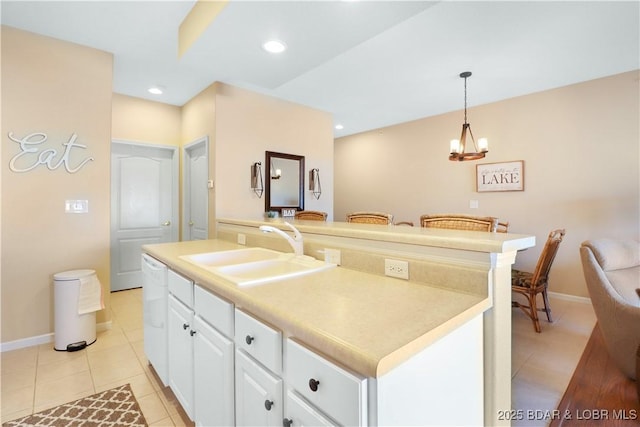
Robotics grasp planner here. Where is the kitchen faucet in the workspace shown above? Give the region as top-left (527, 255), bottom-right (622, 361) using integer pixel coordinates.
top-left (259, 222), bottom-right (304, 256)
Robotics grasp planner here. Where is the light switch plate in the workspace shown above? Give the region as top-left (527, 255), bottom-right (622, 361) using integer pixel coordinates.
top-left (65, 200), bottom-right (89, 213)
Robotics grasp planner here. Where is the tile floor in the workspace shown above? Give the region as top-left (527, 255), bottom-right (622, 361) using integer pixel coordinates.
top-left (0, 288), bottom-right (192, 426)
top-left (1, 289), bottom-right (595, 426)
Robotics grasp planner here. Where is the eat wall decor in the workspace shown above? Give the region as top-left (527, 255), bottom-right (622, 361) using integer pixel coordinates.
top-left (476, 160), bottom-right (524, 192)
top-left (8, 132), bottom-right (94, 173)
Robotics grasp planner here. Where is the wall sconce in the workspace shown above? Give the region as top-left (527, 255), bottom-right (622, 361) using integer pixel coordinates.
top-left (270, 159), bottom-right (282, 179)
top-left (251, 162), bottom-right (263, 198)
top-left (309, 168), bottom-right (322, 200)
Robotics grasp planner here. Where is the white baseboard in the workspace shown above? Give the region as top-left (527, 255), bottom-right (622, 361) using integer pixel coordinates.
top-left (548, 291), bottom-right (592, 304)
top-left (1, 320), bottom-right (113, 353)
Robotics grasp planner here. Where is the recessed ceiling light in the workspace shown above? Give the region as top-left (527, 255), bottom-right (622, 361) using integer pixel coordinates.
top-left (262, 40), bottom-right (287, 54)
top-left (148, 86), bottom-right (163, 95)
top-left (335, 124), bottom-right (344, 130)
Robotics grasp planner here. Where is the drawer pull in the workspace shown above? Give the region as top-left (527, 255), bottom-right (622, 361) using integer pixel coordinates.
top-left (264, 399), bottom-right (274, 411)
top-left (308, 378), bottom-right (320, 392)
top-left (245, 335), bottom-right (255, 345)
top-left (190, 330), bottom-right (196, 336)
top-left (283, 418), bottom-right (293, 427)
top-left (182, 323), bottom-right (189, 330)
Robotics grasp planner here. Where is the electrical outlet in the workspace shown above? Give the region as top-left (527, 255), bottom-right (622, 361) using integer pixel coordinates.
top-left (470, 199), bottom-right (479, 209)
top-left (385, 259), bottom-right (409, 280)
top-left (237, 233), bottom-right (246, 245)
top-left (324, 248), bottom-right (341, 265)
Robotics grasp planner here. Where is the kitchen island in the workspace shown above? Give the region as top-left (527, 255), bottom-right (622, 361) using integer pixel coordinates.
top-left (143, 218), bottom-right (534, 426)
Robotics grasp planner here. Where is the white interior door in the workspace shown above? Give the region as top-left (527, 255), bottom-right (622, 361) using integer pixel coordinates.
top-left (111, 141), bottom-right (178, 291)
top-left (183, 137), bottom-right (209, 240)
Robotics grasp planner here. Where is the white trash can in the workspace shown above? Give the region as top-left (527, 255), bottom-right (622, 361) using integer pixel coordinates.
top-left (53, 269), bottom-right (99, 351)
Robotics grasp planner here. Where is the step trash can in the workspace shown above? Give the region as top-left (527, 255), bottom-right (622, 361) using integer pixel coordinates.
top-left (53, 269), bottom-right (103, 351)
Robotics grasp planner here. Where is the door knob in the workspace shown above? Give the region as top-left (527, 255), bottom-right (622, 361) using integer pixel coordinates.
top-left (189, 220), bottom-right (194, 226)
top-left (264, 400), bottom-right (274, 411)
top-left (182, 323), bottom-right (189, 330)
top-left (162, 221), bottom-right (171, 226)
top-left (245, 335), bottom-right (254, 345)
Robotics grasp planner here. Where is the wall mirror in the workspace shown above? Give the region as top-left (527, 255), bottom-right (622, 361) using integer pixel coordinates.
top-left (265, 151), bottom-right (304, 213)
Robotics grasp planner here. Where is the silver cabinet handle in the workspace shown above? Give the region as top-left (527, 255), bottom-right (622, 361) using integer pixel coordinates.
top-left (162, 221), bottom-right (171, 226)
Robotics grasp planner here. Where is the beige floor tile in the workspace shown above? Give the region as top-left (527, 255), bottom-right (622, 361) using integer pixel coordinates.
top-left (36, 343), bottom-right (87, 366)
top-left (95, 372), bottom-right (157, 400)
top-left (171, 410), bottom-right (195, 427)
top-left (124, 326), bottom-right (144, 343)
top-left (90, 355), bottom-right (145, 388)
top-left (1, 365), bottom-right (36, 391)
top-left (35, 354), bottom-right (90, 384)
top-left (137, 391), bottom-right (170, 425)
top-left (87, 342), bottom-right (137, 367)
top-left (149, 416), bottom-right (176, 427)
top-left (1, 384), bottom-right (34, 415)
top-left (1, 407), bottom-right (33, 424)
top-left (86, 328), bottom-right (129, 353)
top-left (33, 370), bottom-right (94, 412)
top-left (1, 346), bottom-right (38, 374)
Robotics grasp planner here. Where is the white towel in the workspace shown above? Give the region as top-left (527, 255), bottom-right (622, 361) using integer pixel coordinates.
top-left (78, 274), bottom-right (104, 314)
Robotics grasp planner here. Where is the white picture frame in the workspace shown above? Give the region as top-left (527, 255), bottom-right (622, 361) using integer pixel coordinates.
top-left (476, 161), bottom-right (524, 192)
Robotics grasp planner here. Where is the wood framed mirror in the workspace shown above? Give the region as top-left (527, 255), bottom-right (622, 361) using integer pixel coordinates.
top-left (265, 151), bottom-right (304, 213)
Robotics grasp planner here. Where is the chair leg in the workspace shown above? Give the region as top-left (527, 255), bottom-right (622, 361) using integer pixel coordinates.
top-left (528, 292), bottom-right (542, 333)
top-left (541, 289), bottom-right (553, 323)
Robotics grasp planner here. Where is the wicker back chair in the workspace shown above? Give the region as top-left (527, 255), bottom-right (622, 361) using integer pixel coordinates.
top-left (294, 210), bottom-right (328, 221)
top-left (346, 211), bottom-right (394, 225)
top-left (497, 221), bottom-right (509, 233)
top-left (512, 229), bottom-right (566, 332)
top-left (419, 214), bottom-right (499, 232)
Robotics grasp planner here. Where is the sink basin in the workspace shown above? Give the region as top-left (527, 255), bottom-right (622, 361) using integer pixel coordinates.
top-left (180, 248), bottom-right (336, 286)
top-left (180, 247), bottom-right (282, 267)
top-left (212, 255), bottom-right (336, 287)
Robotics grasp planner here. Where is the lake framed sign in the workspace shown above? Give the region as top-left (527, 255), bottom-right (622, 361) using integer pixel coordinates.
top-left (476, 161), bottom-right (524, 192)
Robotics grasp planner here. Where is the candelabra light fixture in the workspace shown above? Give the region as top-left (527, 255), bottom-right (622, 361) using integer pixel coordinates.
top-left (449, 71), bottom-right (488, 161)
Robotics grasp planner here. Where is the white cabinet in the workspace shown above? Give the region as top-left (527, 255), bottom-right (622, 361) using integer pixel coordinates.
top-left (168, 294), bottom-right (195, 419)
top-left (193, 294), bottom-right (235, 426)
top-left (235, 348), bottom-right (283, 426)
top-left (283, 389), bottom-right (336, 427)
top-left (285, 339), bottom-right (367, 426)
top-left (234, 309), bottom-right (283, 427)
top-left (167, 270), bottom-right (236, 425)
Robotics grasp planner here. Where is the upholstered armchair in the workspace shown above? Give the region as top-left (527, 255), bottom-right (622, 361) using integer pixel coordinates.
top-left (580, 239), bottom-right (640, 381)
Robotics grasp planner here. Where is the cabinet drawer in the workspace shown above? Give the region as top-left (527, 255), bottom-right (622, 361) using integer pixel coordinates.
top-left (194, 285), bottom-right (234, 338)
top-left (285, 339), bottom-right (367, 427)
top-left (168, 269), bottom-right (193, 308)
top-left (235, 309), bottom-right (282, 375)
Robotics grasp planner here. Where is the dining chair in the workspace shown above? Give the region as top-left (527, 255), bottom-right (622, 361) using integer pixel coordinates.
top-left (346, 211), bottom-right (394, 225)
top-left (419, 214), bottom-right (499, 232)
top-left (395, 221), bottom-right (414, 226)
top-left (512, 229), bottom-right (566, 333)
top-left (294, 210), bottom-right (328, 221)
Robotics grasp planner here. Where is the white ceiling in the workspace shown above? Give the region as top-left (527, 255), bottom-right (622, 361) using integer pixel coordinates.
top-left (2, 1), bottom-right (638, 138)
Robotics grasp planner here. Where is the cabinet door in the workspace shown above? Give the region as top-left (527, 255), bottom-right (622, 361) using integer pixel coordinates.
top-left (168, 294), bottom-right (194, 419)
top-left (194, 316), bottom-right (234, 427)
top-left (235, 349), bottom-right (282, 426)
top-left (284, 389), bottom-right (336, 427)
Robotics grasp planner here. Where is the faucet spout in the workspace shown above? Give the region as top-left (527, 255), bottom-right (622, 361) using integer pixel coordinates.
top-left (259, 222), bottom-right (304, 256)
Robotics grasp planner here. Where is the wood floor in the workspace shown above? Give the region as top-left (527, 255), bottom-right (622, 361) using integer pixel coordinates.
top-left (551, 324), bottom-right (640, 427)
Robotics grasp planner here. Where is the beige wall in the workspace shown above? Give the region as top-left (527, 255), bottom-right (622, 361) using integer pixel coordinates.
top-left (335, 70), bottom-right (640, 298)
top-left (181, 83), bottom-right (217, 237)
top-left (112, 94), bottom-right (182, 147)
top-left (214, 84), bottom-right (334, 220)
top-left (1, 27), bottom-right (113, 343)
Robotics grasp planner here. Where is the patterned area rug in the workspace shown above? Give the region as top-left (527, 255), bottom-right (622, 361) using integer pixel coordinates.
top-left (3, 384), bottom-right (147, 427)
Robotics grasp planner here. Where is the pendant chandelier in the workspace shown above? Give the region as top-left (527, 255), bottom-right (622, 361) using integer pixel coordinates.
top-left (449, 71), bottom-right (488, 161)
